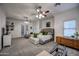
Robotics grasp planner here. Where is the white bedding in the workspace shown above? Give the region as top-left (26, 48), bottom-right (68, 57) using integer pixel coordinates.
top-left (30, 34), bottom-right (52, 44)
top-left (38, 34), bottom-right (52, 42)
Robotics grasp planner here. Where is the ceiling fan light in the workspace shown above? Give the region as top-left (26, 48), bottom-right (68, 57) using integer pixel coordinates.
top-left (43, 12), bottom-right (45, 14)
top-left (39, 14), bottom-right (42, 17)
top-left (37, 9), bottom-right (40, 12)
top-left (42, 15), bottom-right (45, 18)
top-left (39, 16), bottom-right (41, 19)
top-left (36, 15), bottom-right (39, 18)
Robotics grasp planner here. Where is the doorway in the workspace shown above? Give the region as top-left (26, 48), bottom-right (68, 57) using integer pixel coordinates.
top-left (21, 25), bottom-right (24, 37)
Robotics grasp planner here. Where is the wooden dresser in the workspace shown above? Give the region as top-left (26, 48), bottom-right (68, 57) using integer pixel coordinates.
top-left (56, 36), bottom-right (79, 49)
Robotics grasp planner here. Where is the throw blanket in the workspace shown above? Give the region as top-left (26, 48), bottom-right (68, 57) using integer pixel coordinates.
top-left (38, 35), bottom-right (52, 42)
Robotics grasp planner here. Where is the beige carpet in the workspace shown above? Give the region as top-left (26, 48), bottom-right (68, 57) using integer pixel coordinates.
top-left (0, 38), bottom-right (79, 56)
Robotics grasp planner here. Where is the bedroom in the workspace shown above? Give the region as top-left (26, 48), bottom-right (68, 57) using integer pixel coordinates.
top-left (0, 3), bottom-right (79, 56)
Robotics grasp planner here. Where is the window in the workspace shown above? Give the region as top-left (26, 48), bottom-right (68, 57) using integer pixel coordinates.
top-left (64, 20), bottom-right (76, 36)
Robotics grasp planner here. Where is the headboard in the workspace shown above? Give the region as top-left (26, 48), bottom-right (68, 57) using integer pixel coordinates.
top-left (41, 28), bottom-right (55, 41)
top-left (41, 28), bottom-right (54, 33)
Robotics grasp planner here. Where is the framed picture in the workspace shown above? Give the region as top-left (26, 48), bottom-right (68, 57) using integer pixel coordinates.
top-left (46, 22), bottom-right (50, 27)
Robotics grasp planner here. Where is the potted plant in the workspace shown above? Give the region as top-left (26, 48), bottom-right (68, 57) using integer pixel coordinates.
top-left (42, 31), bottom-right (48, 35)
top-left (74, 32), bottom-right (79, 39)
top-left (33, 33), bottom-right (38, 38)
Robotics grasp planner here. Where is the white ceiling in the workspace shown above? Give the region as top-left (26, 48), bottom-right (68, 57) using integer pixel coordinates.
top-left (0, 3), bottom-right (79, 21)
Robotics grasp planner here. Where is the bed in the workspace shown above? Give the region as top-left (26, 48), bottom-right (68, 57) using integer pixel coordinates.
top-left (38, 34), bottom-right (52, 44)
top-left (38, 28), bottom-right (54, 44)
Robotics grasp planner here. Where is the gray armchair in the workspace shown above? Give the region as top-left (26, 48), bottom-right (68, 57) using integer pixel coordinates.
top-left (49, 44), bottom-right (67, 56)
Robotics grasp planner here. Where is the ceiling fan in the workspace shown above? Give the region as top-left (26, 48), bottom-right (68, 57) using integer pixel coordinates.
top-left (54, 3), bottom-right (61, 7)
top-left (35, 6), bottom-right (50, 19)
top-left (32, 3), bottom-right (61, 19)
top-left (35, 3), bottom-right (61, 19)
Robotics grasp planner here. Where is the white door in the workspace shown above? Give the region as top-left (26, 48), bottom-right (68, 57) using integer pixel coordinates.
top-left (21, 25), bottom-right (24, 37)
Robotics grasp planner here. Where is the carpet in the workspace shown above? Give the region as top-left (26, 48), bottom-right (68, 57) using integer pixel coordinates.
top-left (0, 38), bottom-right (79, 56)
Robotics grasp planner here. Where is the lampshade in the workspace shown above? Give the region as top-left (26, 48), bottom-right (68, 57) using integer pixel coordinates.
top-left (24, 21), bottom-right (29, 24)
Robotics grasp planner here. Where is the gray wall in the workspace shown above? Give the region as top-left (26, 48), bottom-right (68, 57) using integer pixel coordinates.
top-left (54, 7), bottom-right (79, 41)
top-left (0, 7), bottom-right (6, 50)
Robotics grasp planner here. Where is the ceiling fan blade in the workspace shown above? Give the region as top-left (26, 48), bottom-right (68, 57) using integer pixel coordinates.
top-left (54, 3), bottom-right (61, 7)
top-left (43, 14), bottom-right (47, 17)
top-left (45, 10), bottom-right (49, 13)
top-left (42, 10), bottom-right (49, 17)
top-left (38, 6), bottom-right (42, 9)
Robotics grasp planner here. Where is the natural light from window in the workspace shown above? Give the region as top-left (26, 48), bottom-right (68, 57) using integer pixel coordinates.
top-left (64, 20), bottom-right (76, 36)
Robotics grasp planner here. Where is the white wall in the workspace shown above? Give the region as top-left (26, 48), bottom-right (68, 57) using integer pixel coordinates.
top-left (0, 7), bottom-right (6, 50)
top-left (12, 20), bottom-right (22, 38)
top-left (29, 18), bottom-right (54, 33)
top-left (7, 19), bottom-right (30, 38)
top-left (0, 12), bottom-right (1, 50)
top-left (29, 20), bottom-right (40, 33)
top-left (41, 18), bottom-right (54, 29)
top-left (54, 7), bottom-right (79, 40)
